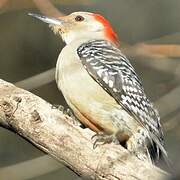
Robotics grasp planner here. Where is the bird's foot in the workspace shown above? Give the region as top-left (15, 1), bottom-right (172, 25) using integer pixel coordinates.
top-left (65, 108), bottom-right (82, 126)
top-left (51, 104), bottom-right (65, 111)
top-left (52, 105), bottom-right (81, 126)
top-left (91, 132), bottom-right (119, 149)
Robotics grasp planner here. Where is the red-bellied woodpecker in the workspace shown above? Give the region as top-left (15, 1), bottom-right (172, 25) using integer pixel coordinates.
top-left (29, 12), bottom-right (168, 164)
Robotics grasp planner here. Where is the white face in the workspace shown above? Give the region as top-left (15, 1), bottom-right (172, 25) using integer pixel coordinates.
top-left (50, 12), bottom-right (105, 44)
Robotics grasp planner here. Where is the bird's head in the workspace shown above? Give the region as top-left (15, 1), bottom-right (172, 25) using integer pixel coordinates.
top-left (29, 12), bottom-right (119, 46)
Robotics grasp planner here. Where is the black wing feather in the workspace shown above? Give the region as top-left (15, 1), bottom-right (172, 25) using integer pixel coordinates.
top-left (77, 39), bottom-right (166, 159)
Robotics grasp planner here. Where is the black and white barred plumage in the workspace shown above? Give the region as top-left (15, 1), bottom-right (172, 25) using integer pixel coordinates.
top-left (77, 39), bottom-right (167, 162)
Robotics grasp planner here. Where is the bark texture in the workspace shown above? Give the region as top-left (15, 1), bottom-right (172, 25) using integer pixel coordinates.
top-left (0, 79), bottom-right (169, 180)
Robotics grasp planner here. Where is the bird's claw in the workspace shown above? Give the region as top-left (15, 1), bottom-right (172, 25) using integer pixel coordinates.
top-left (51, 104), bottom-right (65, 111)
top-left (52, 105), bottom-right (81, 126)
top-left (92, 132), bottom-right (119, 149)
top-left (65, 108), bottom-right (81, 126)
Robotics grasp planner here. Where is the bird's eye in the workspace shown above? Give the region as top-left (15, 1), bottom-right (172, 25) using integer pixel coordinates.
top-left (75, 15), bottom-right (84, 22)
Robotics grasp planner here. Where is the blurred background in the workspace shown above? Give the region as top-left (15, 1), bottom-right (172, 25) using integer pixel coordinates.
top-left (0, 0), bottom-right (180, 179)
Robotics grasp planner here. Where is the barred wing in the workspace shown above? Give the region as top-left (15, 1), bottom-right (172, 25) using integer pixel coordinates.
top-left (77, 40), bottom-right (165, 155)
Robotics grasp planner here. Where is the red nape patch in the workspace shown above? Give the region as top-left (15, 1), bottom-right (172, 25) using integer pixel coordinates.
top-left (93, 14), bottom-right (120, 46)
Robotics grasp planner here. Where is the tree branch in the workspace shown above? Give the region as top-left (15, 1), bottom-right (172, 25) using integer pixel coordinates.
top-left (0, 79), bottom-right (169, 180)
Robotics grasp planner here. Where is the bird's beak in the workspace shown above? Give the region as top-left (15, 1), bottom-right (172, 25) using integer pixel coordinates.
top-left (28, 13), bottom-right (64, 26)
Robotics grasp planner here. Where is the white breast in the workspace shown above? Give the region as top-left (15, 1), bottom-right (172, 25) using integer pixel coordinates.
top-left (55, 40), bottom-right (138, 135)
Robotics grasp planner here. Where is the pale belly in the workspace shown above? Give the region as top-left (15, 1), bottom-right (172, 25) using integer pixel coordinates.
top-left (55, 43), bottom-right (138, 137)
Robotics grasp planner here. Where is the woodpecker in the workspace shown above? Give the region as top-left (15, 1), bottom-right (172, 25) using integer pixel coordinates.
top-left (29, 12), bottom-right (168, 164)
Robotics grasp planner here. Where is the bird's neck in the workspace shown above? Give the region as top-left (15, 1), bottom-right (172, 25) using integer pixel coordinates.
top-left (62, 31), bottom-right (117, 46)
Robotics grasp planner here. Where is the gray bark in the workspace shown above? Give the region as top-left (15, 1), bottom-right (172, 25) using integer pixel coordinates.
top-left (0, 79), bottom-right (169, 180)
